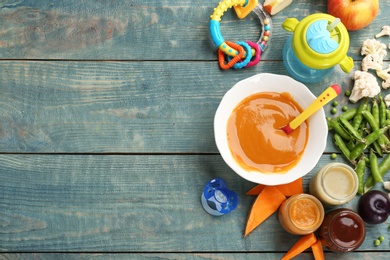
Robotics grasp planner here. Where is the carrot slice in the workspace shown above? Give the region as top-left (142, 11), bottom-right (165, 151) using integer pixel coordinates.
top-left (246, 184), bottom-right (266, 195)
top-left (244, 186), bottom-right (286, 237)
top-left (281, 233), bottom-right (318, 260)
top-left (276, 178), bottom-right (304, 197)
top-left (246, 178), bottom-right (303, 197)
top-left (311, 239), bottom-right (325, 260)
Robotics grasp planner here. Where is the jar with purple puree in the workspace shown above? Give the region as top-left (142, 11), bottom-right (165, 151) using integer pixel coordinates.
top-left (318, 208), bottom-right (366, 252)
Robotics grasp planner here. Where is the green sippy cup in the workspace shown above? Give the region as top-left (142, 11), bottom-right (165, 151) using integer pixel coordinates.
top-left (282, 13), bottom-right (353, 83)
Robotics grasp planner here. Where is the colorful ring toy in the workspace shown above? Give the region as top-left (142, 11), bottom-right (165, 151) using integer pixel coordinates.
top-left (209, 0), bottom-right (272, 69)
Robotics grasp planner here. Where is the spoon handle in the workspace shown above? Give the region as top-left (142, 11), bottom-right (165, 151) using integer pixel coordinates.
top-left (288, 84), bottom-right (341, 131)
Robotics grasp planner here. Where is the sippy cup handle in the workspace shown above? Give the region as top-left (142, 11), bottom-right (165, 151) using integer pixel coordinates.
top-left (282, 18), bottom-right (299, 32)
top-left (339, 55), bottom-right (354, 73)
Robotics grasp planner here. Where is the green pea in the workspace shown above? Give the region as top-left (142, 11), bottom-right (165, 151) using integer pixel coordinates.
top-left (328, 119), bottom-right (351, 141)
top-left (345, 90), bottom-right (351, 97)
top-left (334, 133), bottom-right (351, 161)
top-left (379, 95), bottom-right (386, 128)
top-left (352, 98), bottom-right (368, 130)
top-left (332, 101), bottom-right (338, 107)
top-left (350, 142), bottom-right (365, 162)
top-left (355, 156), bottom-right (366, 195)
top-left (342, 106), bottom-right (348, 112)
top-left (340, 107), bottom-right (357, 121)
top-left (372, 98), bottom-right (380, 126)
top-left (338, 116), bottom-right (362, 141)
top-left (331, 107), bottom-right (337, 114)
top-left (379, 236), bottom-right (385, 242)
top-left (369, 149), bottom-right (383, 183)
top-left (374, 239), bottom-right (381, 246)
top-left (331, 153), bottom-right (337, 159)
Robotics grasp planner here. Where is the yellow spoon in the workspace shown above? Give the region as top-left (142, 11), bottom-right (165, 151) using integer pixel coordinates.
top-left (281, 84), bottom-right (341, 134)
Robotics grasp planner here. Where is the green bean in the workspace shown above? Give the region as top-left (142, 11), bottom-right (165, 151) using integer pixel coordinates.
top-left (340, 107), bottom-right (357, 121)
top-left (379, 95), bottom-right (387, 128)
top-left (362, 110), bottom-right (390, 149)
top-left (328, 119), bottom-right (351, 141)
top-left (350, 142), bottom-right (365, 161)
top-left (365, 152), bottom-right (390, 192)
top-left (372, 140), bottom-right (383, 157)
top-left (334, 133), bottom-right (351, 161)
top-left (386, 110), bottom-right (390, 121)
top-left (338, 116), bottom-right (362, 141)
top-left (346, 140), bottom-right (355, 151)
top-left (379, 151), bottom-right (390, 176)
top-left (364, 125), bottom-right (389, 146)
top-left (350, 126), bottom-right (390, 161)
top-left (371, 98), bottom-right (380, 126)
top-left (355, 156), bottom-right (366, 194)
top-left (352, 98), bottom-right (368, 130)
top-left (369, 149), bottom-right (383, 183)
top-left (362, 109), bottom-right (379, 130)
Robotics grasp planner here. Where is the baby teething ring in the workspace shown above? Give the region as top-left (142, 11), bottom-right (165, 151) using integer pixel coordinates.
top-left (209, 0), bottom-right (272, 70)
top-left (218, 42), bottom-right (245, 70)
top-left (229, 41), bottom-right (252, 69)
top-left (245, 41), bottom-right (261, 67)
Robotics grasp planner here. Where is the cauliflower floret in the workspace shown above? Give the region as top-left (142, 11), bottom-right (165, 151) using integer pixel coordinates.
top-left (376, 26), bottom-right (390, 38)
top-left (361, 38), bottom-right (387, 57)
top-left (362, 53), bottom-right (384, 71)
top-left (377, 66), bottom-right (390, 89)
top-left (349, 71), bottom-right (381, 103)
top-left (385, 94), bottom-right (390, 107)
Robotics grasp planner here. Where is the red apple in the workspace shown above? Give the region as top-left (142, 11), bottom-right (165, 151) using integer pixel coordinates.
top-left (327, 0), bottom-right (379, 31)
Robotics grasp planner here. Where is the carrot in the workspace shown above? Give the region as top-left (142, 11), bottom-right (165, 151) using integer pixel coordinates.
top-left (276, 178), bottom-right (304, 197)
top-left (311, 239), bottom-right (325, 260)
top-left (244, 186), bottom-right (286, 237)
top-left (281, 233), bottom-right (317, 260)
top-left (246, 184), bottom-right (266, 195)
top-left (246, 178), bottom-right (303, 197)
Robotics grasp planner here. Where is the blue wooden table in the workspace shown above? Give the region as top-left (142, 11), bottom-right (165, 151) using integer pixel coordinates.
top-left (1, 0), bottom-right (390, 259)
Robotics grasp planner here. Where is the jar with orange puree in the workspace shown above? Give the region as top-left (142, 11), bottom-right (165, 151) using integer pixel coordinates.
top-left (278, 194), bottom-right (324, 235)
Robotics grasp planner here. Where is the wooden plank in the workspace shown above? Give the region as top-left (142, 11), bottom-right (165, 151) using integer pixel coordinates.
top-left (0, 0), bottom-right (388, 60)
top-left (0, 154), bottom-right (388, 252)
top-left (0, 60), bottom-right (375, 153)
top-left (2, 252), bottom-right (390, 259)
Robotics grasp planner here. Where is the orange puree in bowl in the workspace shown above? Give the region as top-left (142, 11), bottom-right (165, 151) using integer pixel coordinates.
top-left (227, 92), bottom-right (308, 173)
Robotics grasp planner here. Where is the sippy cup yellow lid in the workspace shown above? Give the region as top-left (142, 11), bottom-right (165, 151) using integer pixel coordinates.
top-left (282, 13), bottom-right (353, 72)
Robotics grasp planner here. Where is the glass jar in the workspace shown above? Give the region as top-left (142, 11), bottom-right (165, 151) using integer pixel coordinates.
top-left (319, 208), bottom-right (366, 252)
top-left (278, 194), bottom-right (325, 235)
top-left (309, 162), bottom-right (358, 206)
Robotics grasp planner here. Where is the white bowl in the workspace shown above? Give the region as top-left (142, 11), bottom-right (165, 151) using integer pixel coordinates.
top-left (214, 73), bottom-right (328, 185)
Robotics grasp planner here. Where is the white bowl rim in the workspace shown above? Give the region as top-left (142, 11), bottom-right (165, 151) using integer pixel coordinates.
top-left (214, 73), bottom-right (328, 185)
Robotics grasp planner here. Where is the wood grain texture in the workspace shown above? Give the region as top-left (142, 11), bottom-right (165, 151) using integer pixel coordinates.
top-left (2, 252), bottom-right (390, 259)
top-left (0, 0), bottom-right (388, 60)
top-left (0, 60), bottom-right (375, 153)
top-left (0, 155), bottom-right (387, 252)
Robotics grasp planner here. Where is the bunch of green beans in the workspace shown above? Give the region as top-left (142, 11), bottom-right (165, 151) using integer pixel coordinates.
top-left (327, 96), bottom-right (390, 194)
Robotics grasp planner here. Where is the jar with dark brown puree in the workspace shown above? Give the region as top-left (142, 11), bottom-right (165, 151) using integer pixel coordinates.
top-left (227, 92), bottom-right (308, 173)
top-left (319, 208), bottom-right (366, 253)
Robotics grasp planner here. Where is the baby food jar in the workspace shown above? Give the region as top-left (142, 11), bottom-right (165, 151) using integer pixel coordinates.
top-left (309, 162), bottom-right (358, 206)
top-left (319, 208), bottom-right (366, 253)
top-left (278, 194), bottom-right (324, 235)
